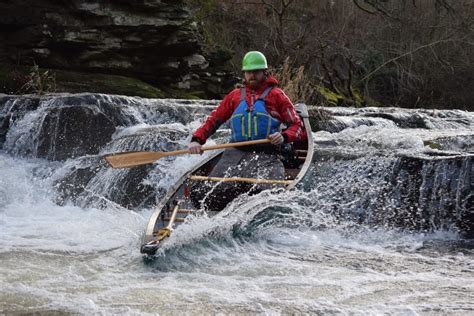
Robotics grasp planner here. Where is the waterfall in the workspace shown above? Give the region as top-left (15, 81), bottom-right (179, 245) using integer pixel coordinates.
top-left (0, 93), bottom-right (472, 236)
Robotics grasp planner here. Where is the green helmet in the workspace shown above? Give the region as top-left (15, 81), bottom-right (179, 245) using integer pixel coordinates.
top-left (242, 51), bottom-right (268, 71)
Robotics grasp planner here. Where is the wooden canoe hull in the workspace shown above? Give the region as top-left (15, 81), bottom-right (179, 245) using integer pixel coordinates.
top-left (140, 102), bottom-right (314, 254)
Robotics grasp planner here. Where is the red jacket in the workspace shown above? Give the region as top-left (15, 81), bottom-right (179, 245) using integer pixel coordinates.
top-left (192, 75), bottom-right (307, 144)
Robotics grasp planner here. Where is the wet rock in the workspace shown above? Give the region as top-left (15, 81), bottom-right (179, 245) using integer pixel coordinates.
top-left (374, 154), bottom-right (473, 237)
top-left (44, 93), bottom-right (140, 126)
top-left (54, 159), bottom-right (159, 209)
top-left (322, 106), bottom-right (473, 131)
top-left (311, 147), bottom-right (472, 237)
top-left (0, 93), bottom-right (218, 160)
top-left (0, 95), bottom-right (41, 146)
top-left (52, 122), bottom-right (197, 209)
top-left (362, 112), bottom-right (429, 129)
top-left (318, 116), bottom-right (395, 133)
top-left (308, 107), bottom-right (332, 132)
top-left (424, 135), bottom-right (474, 153)
top-left (37, 106), bottom-right (116, 160)
top-left (0, 113), bottom-right (9, 145)
top-left (112, 165), bottom-right (159, 209)
top-left (54, 160), bottom-right (102, 206)
top-left (1, 93), bottom-right (145, 159)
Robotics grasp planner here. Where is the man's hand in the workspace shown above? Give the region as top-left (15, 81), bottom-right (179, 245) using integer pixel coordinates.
top-left (188, 141), bottom-right (203, 154)
top-left (268, 132), bottom-right (284, 145)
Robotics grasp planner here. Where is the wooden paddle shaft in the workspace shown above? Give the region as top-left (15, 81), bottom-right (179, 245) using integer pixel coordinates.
top-left (200, 138), bottom-right (270, 151)
top-left (189, 175), bottom-right (292, 185)
top-left (165, 138), bottom-right (271, 156)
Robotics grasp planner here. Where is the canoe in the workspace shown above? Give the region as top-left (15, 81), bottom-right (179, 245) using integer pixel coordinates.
top-left (140, 102), bottom-right (314, 255)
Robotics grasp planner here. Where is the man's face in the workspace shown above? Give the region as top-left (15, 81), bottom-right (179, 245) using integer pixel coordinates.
top-left (244, 70), bottom-right (266, 89)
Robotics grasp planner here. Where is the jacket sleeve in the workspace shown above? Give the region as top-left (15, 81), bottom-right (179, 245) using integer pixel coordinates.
top-left (191, 91), bottom-right (237, 144)
top-left (275, 90), bottom-right (307, 143)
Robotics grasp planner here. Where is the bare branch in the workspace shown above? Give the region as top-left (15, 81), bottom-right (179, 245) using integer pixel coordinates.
top-left (359, 38), bottom-right (454, 83)
top-left (353, 0), bottom-right (377, 14)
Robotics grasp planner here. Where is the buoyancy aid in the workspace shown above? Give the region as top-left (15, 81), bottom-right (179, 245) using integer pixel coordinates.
top-left (230, 86), bottom-right (281, 142)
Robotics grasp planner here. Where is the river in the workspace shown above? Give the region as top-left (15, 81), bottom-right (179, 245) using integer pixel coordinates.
top-left (1, 94), bottom-right (473, 314)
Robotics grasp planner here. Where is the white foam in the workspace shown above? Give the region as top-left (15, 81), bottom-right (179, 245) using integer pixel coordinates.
top-left (0, 153), bottom-right (147, 254)
top-left (1, 99), bottom-right (473, 314)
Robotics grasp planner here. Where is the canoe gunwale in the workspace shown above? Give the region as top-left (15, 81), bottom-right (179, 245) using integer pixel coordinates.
top-left (287, 102), bottom-right (314, 190)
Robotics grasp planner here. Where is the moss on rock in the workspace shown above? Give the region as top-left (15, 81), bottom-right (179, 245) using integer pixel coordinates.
top-left (0, 63), bottom-right (167, 98)
top-left (316, 84), bottom-right (380, 107)
top-left (163, 87), bottom-right (206, 99)
top-left (316, 85), bottom-right (343, 106)
top-left (54, 69), bottom-right (165, 98)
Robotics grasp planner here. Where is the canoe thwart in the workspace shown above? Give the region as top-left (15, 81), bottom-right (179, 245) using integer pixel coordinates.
top-left (176, 209), bottom-right (194, 214)
top-left (188, 175), bottom-right (292, 185)
top-left (164, 217), bottom-right (186, 222)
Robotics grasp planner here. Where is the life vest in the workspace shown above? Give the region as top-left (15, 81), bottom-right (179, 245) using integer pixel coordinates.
top-left (230, 86), bottom-right (281, 142)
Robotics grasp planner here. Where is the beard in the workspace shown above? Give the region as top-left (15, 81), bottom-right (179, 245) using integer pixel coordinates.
top-left (246, 77), bottom-right (265, 90)
top-left (247, 80), bottom-right (258, 89)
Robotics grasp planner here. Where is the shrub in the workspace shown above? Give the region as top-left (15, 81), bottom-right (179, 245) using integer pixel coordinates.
top-left (18, 64), bottom-right (56, 95)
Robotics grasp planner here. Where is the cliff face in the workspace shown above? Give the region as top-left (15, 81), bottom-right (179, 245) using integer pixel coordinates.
top-left (0, 0), bottom-right (235, 98)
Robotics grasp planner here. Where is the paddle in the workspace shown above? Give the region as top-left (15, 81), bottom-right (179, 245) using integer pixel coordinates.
top-left (104, 138), bottom-right (271, 169)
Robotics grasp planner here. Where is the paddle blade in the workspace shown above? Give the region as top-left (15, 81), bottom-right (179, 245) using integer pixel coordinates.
top-left (104, 151), bottom-right (165, 168)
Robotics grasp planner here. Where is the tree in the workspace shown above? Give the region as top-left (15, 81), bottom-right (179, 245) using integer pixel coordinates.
top-left (189, 0), bottom-right (474, 110)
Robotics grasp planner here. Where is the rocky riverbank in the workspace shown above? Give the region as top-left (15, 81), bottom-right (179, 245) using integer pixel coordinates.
top-left (0, 1), bottom-right (236, 98)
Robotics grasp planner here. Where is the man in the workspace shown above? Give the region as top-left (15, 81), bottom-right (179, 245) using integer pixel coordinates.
top-left (188, 51), bottom-right (306, 211)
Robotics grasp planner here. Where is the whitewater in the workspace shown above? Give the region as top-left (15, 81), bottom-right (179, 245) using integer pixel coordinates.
top-left (1, 95), bottom-right (473, 314)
